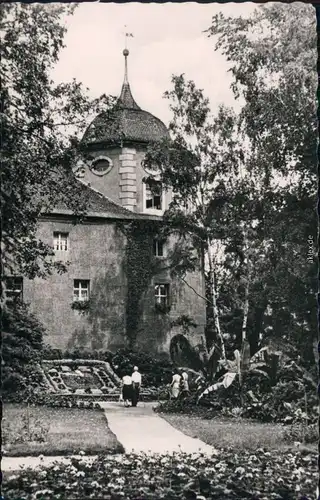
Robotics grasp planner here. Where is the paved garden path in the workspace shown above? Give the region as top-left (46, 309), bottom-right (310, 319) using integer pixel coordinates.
top-left (100, 402), bottom-right (217, 455)
top-left (2, 403), bottom-right (216, 471)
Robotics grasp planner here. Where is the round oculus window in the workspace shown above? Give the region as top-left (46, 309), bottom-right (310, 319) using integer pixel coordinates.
top-left (90, 157), bottom-right (113, 176)
top-left (143, 164), bottom-right (161, 176)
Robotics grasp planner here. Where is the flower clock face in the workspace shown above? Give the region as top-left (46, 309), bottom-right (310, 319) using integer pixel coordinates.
top-left (43, 361), bottom-right (120, 398)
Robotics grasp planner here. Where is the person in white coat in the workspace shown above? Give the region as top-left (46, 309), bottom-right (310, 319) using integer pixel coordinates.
top-left (180, 369), bottom-right (189, 397)
top-left (170, 369), bottom-right (181, 399)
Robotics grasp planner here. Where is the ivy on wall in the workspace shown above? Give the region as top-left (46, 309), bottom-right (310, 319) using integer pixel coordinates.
top-left (118, 219), bottom-right (169, 349)
top-left (71, 300), bottom-right (91, 314)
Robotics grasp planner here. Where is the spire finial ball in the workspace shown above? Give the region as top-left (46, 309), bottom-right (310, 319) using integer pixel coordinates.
top-left (123, 48), bottom-right (129, 57)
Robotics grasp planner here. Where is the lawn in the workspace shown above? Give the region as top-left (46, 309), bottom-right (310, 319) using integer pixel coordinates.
top-left (2, 403), bottom-right (123, 456)
top-left (161, 413), bottom-right (316, 452)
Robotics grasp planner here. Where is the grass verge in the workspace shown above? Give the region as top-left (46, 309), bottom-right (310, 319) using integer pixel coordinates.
top-left (161, 413), bottom-right (316, 452)
top-left (2, 403), bottom-right (124, 456)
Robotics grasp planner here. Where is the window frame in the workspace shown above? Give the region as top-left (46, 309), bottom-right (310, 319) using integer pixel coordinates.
top-left (4, 276), bottom-right (23, 303)
top-left (90, 155), bottom-right (113, 176)
top-left (153, 239), bottom-right (165, 258)
top-left (142, 161), bottom-right (161, 177)
top-left (154, 283), bottom-right (170, 308)
top-left (53, 232), bottom-right (69, 252)
top-left (143, 180), bottom-right (165, 215)
top-left (73, 279), bottom-right (90, 302)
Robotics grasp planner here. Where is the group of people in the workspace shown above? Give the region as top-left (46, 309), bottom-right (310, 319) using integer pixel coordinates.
top-left (121, 366), bottom-right (142, 407)
top-left (120, 366), bottom-right (190, 406)
top-left (170, 368), bottom-right (189, 399)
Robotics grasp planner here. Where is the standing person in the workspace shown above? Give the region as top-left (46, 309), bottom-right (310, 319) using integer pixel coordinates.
top-left (121, 372), bottom-right (132, 407)
top-left (181, 369), bottom-right (189, 397)
top-left (131, 366), bottom-right (141, 407)
top-left (170, 369), bottom-right (181, 399)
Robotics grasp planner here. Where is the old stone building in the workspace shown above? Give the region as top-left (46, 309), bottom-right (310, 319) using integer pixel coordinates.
top-left (7, 50), bottom-right (206, 356)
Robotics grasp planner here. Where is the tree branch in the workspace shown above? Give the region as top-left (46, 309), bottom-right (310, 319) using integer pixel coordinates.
top-left (180, 275), bottom-right (212, 305)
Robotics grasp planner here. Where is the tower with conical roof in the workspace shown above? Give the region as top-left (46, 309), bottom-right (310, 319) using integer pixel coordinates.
top-left (80, 48), bottom-right (170, 214)
top-left (22, 46), bottom-right (206, 356)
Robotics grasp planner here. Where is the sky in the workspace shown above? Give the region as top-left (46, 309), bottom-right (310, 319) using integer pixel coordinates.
top-left (52, 2), bottom-right (257, 126)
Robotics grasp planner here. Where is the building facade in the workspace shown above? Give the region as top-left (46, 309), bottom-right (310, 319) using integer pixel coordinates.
top-left (7, 50), bottom-right (206, 356)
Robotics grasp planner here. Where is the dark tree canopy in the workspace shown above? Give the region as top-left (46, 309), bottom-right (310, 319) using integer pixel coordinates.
top-left (1, 4), bottom-right (115, 279)
top-left (144, 4), bottom-right (317, 365)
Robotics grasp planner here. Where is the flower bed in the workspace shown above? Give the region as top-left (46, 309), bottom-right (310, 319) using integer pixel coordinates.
top-left (3, 449), bottom-right (317, 499)
top-left (60, 372), bottom-right (101, 391)
top-left (16, 388), bottom-right (159, 409)
top-left (27, 392), bottom-right (116, 409)
top-left (38, 359), bottom-right (163, 402)
top-left (42, 359), bottom-right (121, 396)
top-left (41, 347), bottom-right (174, 389)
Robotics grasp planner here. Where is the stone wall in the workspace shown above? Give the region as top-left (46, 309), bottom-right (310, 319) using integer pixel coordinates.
top-left (78, 145), bottom-right (172, 215)
top-left (80, 147), bottom-right (122, 205)
top-left (25, 217), bottom-right (127, 351)
top-left (135, 233), bottom-right (205, 355)
top-left (23, 216), bottom-right (205, 355)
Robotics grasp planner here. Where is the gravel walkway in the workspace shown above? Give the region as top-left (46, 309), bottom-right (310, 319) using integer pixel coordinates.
top-left (2, 402), bottom-right (216, 471)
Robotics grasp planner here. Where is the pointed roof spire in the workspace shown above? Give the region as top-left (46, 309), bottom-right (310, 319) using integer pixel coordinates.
top-left (123, 48), bottom-right (129, 84)
top-left (118, 46), bottom-right (140, 110)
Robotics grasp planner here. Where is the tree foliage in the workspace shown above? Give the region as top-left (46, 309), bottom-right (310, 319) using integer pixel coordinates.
top-left (1, 4), bottom-right (114, 279)
top-left (2, 303), bottom-right (46, 395)
top-left (145, 4), bottom-right (317, 366)
top-left (144, 76), bottom-right (246, 360)
top-left (206, 3), bottom-right (317, 364)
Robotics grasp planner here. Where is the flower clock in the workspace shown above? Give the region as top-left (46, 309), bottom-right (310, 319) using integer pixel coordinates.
top-left (41, 359), bottom-right (121, 403)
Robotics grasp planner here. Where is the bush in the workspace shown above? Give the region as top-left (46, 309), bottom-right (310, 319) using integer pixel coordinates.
top-left (241, 402), bottom-right (278, 423)
top-left (9, 389), bottom-right (105, 409)
top-left (42, 346), bottom-right (113, 363)
top-left (156, 398), bottom-right (218, 419)
top-left (283, 421), bottom-right (318, 444)
top-left (2, 304), bottom-right (46, 399)
top-left (111, 348), bottom-right (174, 387)
top-left (2, 370), bottom-right (28, 393)
top-left (158, 374), bottom-right (318, 426)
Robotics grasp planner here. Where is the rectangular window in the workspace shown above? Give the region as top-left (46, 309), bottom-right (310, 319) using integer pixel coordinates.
top-left (4, 277), bottom-right (23, 302)
top-left (73, 280), bottom-right (90, 301)
top-left (146, 182), bottom-right (162, 210)
top-left (153, 239), bottom-right (164, 257)
top-left (154, 283), bottom-right (169, 307)
top-left (53, 232), bottom-right (69, 251)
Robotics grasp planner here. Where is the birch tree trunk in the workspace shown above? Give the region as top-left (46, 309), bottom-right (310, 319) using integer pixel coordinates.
top-left (241, 228), bottom-right (251, 343)
top-left (207, 242), bottom-right (226, 360)
top-left (242, 284), bottom-right (250, 343)
top-left (239, 227), bottom-right (251, 406)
